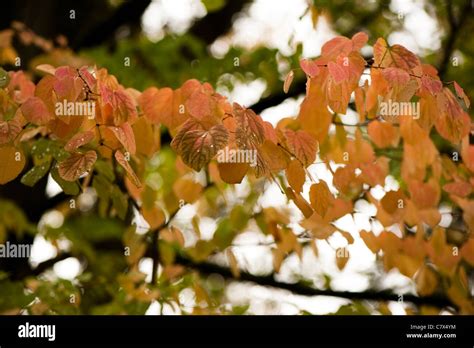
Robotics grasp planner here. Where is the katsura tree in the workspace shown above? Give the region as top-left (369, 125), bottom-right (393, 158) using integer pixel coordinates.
top-left (0, 31), bottom-right (473, 315)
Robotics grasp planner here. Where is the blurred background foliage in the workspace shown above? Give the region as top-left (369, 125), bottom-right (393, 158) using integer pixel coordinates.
top-left (0, 0), bottom-right (472, 315)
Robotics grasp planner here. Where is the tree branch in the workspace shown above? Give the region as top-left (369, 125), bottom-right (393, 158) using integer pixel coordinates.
top-left (189, 0), bottom-right (250, 45)
top-left (174, 254), bottom-right (456, 310)
top-left (438, 0), bottom-right (472, 79)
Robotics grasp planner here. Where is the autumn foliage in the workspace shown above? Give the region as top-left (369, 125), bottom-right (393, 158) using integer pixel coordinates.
top-left (1, 32), bottom-right (473, 314)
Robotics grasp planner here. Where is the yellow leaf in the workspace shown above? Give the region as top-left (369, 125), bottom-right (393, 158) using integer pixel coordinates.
top-left (286, 187), bottom-right (313, 218)
top-left (172, 177), bottom-right (203, 203)
top-left (142, 206), bottom-right (165, 229)
top-left (283, 70), bottom-right (294, 94)
top-left (286, 159), bottom-right (305, 193)
top-left (0, 146), bottom-right (25, 184)
top-left (272, 248), bottom-right (284, 273)
top-left (226, 249), bottom-right (240, 278)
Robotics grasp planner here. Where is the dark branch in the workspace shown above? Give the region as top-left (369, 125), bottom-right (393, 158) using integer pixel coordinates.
top-left (189, 0), bottom-right (250, 45)
top-left (251, 79), bottom-right (306, 114)
top-left (72, 0), bottom-right (151, 50)
top-left (174, 254), bottom-right (456, 309)
top-left (438, 0), bottom-right (472, 79)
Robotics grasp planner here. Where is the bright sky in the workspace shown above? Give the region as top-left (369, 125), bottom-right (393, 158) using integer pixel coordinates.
top-left (30, 0), bottom-right (443, 315)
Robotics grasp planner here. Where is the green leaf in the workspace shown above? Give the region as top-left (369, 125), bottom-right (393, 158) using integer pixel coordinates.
top-left (111, 187), bottom-right (128, 220)
top-left (0, 67), bottom-right (9, 88)
top-left (232, 304), bottom-right (250, 315)
top-left (21, 162), bottom-right (51, 187)
top-left (32, 139), bottom-right (69, 162)
top-left (331, 303), bottom-right (371, 315)
top-left (0, 280), bottom-right (34, 312)
top-left (158, 241), bottom-right (176, 266)
top-left (202, 0), bottom-right (225, 12)
top-left (94, 160), bottom-right (115, 181)
top-left (212, 218), bottom-right (235, 250)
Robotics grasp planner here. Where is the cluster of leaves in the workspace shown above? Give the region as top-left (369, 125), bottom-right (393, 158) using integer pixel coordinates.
top-left (0, 31), bottom-right (473, 314)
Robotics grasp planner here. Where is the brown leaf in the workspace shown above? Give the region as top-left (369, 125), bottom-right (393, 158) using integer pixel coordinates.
top-left (58, 150), bottom-right (97, 181)
top-left (309, 181), bottom-right (333, 217)
top-left (286, 187), bottom-right (313, 218)
top-left (286, 159), bottom-right (305, 193)
top-left (233, 103), bottom-right (266, 149)
top-left (283, 70), bottom-right (294, 93)
top-left (171, 119), bottom-right (229, 171)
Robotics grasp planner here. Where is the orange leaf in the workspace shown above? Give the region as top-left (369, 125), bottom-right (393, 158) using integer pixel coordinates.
top-left (435, 89), bottom-right (470, 143)
top-left (367, 120), bottom-right (400, 148)
top-left (351, 32), bottom-right (368, 51)
top-left (360, 230), bottom-right (380, 253)
top-left (115, 150), bottom-right (141, 187)
top-left (259, 140), bottom-right (290, 172)
top-left (408, 179), bottom-right (440, 209)
top-left (321, 36), bottom-right (352, 59)
top-left (381, 67), bottom-right (410, 87)
top-left (460, 239), bottom-right (474, 267)
top-left (186, 90), bottom-right (212, 120)
top-left (0, 118), bottom-right (23, 145)
top-left (442, 181), bottom-right (472, 198)
top-left (328, 61), bottom-right (348, 84)
top-left (299, 59), bottom-right (320, 78)
top-left (139, 87), bottom-right (173, 125)
top-left (217, 162), bottom-right (249, 184)
top-left (453, 81), bottom-right (470, 108)
top-left (35, 64), bottom-right (57, 75)
top-left (142, 206), bottom-right (166, 229)
top-left (373, 38), bottom-right (421, 72)
top-left (173, 178), bottom-right (203, 203)
top-left (416, 265), bottom-right (438, 296)
top-left (336, 247), bottom-right (350, 270)
top-left (108, 122), bottom-right (136, 155)
top-left (64, 130), bottom-right (95, 152)
top-left (20, 97), bottom-right (52, 125)
top-left (132, 116), bottom-right (160, 157)
top-left (284, 129), bottom-right (318, 166)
